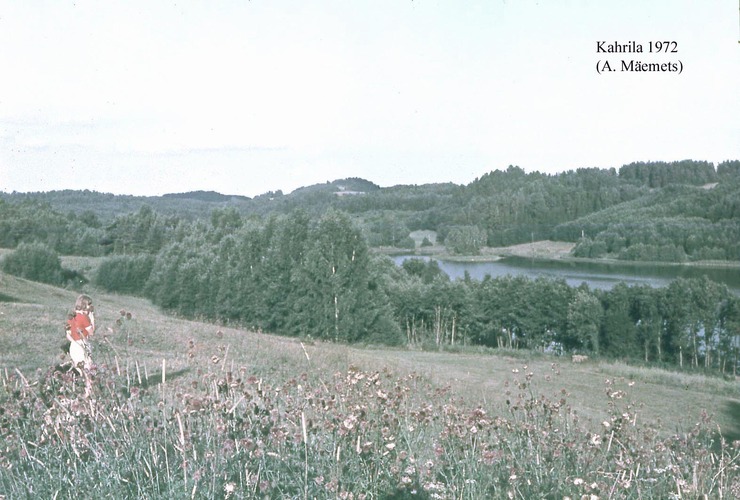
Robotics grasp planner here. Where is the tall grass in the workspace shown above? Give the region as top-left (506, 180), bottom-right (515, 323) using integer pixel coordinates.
top-left (2, 349), bottom-right (738, 498)
top-left (596, 360), bottom-right (740, 398)
top-left (1, 272), bottom-right (739, 498)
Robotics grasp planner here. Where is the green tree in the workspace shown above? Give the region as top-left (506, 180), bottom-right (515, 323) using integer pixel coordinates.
top-left (290, 209), bottom-right (401, 343)
top-left (659, 279), bottom-right (696, 368)
top-left (473, 275), bottom-right (535, 349)
top-left (599, 284), bottom-right (639, 359)
top-left (401, 258), bottom-right (447, 285)
top-left (718, 295), bottom-right (740, 375)
top-left (445, 225), bottom-right (487, 255)
top-left (565, 287), bottom-right (603, 354)
top-left (528, 277), bottom-right (573, 351)
top-left (262, 211), bottom-right (311, 331)
top-left (630, 285), bottom-right (662, 362)
top-left (1, 242), bottom-right (64, 285)
top-left (95, 254), bottom-right (155, 295)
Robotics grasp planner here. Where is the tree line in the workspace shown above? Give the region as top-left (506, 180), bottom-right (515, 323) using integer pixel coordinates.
top-left (2, 159), bottom-right (738, 263)
top-left (3, 198), bottom-right (739, 373)
top-left (85, 208), bottom-right (738, 375)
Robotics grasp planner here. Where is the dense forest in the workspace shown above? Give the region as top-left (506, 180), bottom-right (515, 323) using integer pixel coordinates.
top-left (1, 160), bottom-right (739, 373)
top-left (2, 159), bottom-right (739, 260)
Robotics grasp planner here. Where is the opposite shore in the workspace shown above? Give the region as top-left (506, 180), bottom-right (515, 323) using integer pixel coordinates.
top-left (376, 239), bottom-right (740, 270)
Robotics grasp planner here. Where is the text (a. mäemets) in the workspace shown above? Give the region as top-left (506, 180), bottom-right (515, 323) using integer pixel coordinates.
top-left (595, 40), bottom-right (683, 74)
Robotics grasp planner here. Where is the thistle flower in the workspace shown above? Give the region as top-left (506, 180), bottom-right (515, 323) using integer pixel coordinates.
top-left (224, 482), bottom-right (236, 498)
top-left (589, 434), bottom-right (602, 446)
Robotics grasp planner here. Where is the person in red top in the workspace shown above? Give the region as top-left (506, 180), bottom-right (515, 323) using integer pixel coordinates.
top-left (66, 294), bottom-right (95, 372)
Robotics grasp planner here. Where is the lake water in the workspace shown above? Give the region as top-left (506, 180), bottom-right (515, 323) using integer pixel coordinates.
top-left (391, 255), bottom-right (740, 295)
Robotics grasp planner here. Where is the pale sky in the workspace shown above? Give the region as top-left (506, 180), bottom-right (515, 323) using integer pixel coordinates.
top-left (1, 0), bottom-right (738, 197)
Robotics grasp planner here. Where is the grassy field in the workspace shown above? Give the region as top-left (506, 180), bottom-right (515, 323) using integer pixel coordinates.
top-left (1, 271), bottom-right (739, 498)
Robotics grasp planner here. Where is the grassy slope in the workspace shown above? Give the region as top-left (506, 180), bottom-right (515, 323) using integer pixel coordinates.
top-left (1, 271), bottom-right (738, 442)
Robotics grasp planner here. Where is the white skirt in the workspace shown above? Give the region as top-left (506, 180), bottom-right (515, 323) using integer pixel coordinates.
top-left (69, 340), bottom-right (91, 370)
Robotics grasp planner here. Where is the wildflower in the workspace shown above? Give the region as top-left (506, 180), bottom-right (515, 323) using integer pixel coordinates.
top-left (343, 415), bottom-right (357, 431)
top-left (589, 434), bottom-right (602, 446)
top-left (482, 450), bottom-right (502, 465)
top-left (224, 482), bottom-right (236, 498)
top-left (360, 441), bottom-right (373, 454)
top-left (424, 481), bottom-right (446, 492)
top-left (573, 478), bottom-right (584, 486)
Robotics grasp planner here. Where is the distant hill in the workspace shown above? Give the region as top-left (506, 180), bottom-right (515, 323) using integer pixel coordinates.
top-left (289, 177), bottom-right (381, 195)
top-left (162, 190), bottom-right (250, 202)
top-left (1, 162), bottom-right (739, 263)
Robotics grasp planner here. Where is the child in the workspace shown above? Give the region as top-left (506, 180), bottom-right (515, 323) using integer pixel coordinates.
top-left (66, 294), bottom-right (95, 371)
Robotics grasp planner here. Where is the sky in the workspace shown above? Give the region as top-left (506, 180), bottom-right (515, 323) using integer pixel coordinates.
top-left (0, 0), bottom-right (738, 197)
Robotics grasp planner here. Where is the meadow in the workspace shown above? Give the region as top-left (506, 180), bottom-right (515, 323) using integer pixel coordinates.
top-left (0, 271), bottom-right (738, 499)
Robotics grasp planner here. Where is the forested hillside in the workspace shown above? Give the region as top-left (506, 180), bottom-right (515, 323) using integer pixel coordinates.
top-left (2, 160), bottom-right (739, 373)
top-left (2, 160), bottom-right (737, 260)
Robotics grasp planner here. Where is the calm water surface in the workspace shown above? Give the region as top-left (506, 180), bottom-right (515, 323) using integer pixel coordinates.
top-left (392, 255), bottom-right (740, 295)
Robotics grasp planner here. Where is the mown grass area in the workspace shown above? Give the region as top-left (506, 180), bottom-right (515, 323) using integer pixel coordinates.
top-left (1, 271), bottom-right (739, 498)
top-left (60, 254), bottom-right (106, 282)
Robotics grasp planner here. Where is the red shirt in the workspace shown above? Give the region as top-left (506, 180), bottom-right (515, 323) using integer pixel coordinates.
top-left (68, 313), bottom-right (92, 341)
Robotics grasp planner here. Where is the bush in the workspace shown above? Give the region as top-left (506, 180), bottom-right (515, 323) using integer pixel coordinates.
top-left (95, 254), bottom-right (155, 295)
top-left (445, 225), bottom-right (487, 255)
top-left (398, 236), bottom-right (416, 249)
top-left (1, 242), bottom-right (64, 285)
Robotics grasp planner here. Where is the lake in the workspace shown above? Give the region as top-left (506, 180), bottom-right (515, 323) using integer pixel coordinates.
top-left (391, 255), bottom-right (740, 295)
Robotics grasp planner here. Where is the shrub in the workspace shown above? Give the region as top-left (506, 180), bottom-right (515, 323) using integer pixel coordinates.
top-left (398, 236), bottom-right (416, 249)
top-left (445, 225), bottom-right (487, 255)
top-left (1, 242), bottom-right (64, 285)
top-left (95, 254), bottom-right (155, 295)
